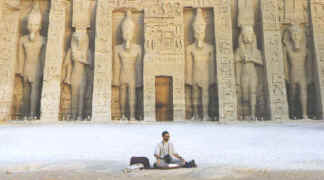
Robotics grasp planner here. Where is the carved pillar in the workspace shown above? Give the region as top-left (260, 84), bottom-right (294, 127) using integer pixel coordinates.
top-left (261, 0), bottom-right (289, 120)
top-left (310, 0), bottom-right (324, 119)
top-left (92, 0), bottom-right (112, 121)
top-left (143, 0), bottom-right (185, 121)
top-left (214, 1), bottom-right (238, 121)
top-left (0, 3), bottom-right (20, 121)
top-left (41, 0), bottom-right (67, 121)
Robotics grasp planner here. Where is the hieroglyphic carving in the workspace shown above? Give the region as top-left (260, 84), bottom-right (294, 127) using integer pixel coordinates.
top-left (143, 0), bottom-right (185, 121)
top-left (183, 0), bottom-right (216, 7)
top-left (92, 0), bottom-right (112, 121)
top-left (279, 0), bottom-right (308, 24)
top-left (0, 2), bottom-right (20, 121)
top-left (310, 0), bottom-right (324, 119)
top-left (261, 0), bottom-right (289, 120)
top-left (41, 0), bottom-right (67, 121)
top-left (214, 1), bottom-right (238, 121)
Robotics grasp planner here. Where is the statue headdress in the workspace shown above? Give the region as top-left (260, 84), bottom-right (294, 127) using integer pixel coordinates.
top-left (28, 2), bottom-right (42, 25)
top-left (193, 8), bottom-right (206, 29)
top-left (122, 10), bottom-right (135, 32)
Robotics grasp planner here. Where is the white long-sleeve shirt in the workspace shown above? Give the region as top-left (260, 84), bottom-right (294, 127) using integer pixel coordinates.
top-left (154, 141), bottom-right (177, 158)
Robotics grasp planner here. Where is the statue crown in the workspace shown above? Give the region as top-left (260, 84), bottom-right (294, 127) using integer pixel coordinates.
top-left (122, 10), bottom-right (135, 31)
top-left (28, 2), bottom-right (42, 25)
top-left (193, 8), bottom-right (206, 28)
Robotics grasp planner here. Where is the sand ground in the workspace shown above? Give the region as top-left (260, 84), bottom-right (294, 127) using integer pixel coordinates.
top-left (1, 167), bottom-right (324, 180)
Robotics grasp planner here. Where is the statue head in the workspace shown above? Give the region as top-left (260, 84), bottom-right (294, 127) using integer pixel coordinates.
top-left (192, 8), bottom-right (206, 42)
top-left (121, 10), bottom-right (135, 48)
top-left (27, 2), bottom-right (42, 40)
top-left (286, 24), bottom-right (303, 51)
top-left (240, 25), bottom-right (255, 45)
top-left (71, 30), bottom-right (89, 60)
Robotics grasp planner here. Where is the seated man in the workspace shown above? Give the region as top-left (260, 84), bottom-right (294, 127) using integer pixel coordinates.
top-left (154, 131), bottom-right (186, 168)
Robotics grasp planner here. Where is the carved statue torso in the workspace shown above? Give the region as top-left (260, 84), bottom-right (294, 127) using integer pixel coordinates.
top-left (19, 35), bottom-right (45, 83)
top-left (187, 42), bottom-right (215, 87)
top-left (114, 44), bottom-right (142, 87)
top-left (234, 46), bottom-right (263, 85)
top-left (284, 41), bottom-right (307, 83)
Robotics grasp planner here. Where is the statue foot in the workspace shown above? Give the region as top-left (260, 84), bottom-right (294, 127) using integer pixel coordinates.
top-left (121, 115), bottom-right (128, 121)
top-left (203, 115), bottom-right (211, 121)
top-left (190, 114), bottom-right (199, 121)
top-left (129, 118), bottom-right (137, 121)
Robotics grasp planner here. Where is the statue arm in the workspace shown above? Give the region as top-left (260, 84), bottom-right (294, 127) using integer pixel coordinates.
top-left (136, 46), bottom-right (143, 87)
top-left (63, 50), bottom-right (72, 85)
top-left (185, 47), bottom-right (193, 86)
top-left (234, 50), bottom-right (241, 86)
top-left (254, 51), bottom-right (264, 66)
top-left (282, 46), bottom-right (290, 82)
top-left (113, 49), bottom-right (121, 86)
top-left (210, 48), bottom-right (216, 84)
top-left (17, 40), bottom-right (25, 76)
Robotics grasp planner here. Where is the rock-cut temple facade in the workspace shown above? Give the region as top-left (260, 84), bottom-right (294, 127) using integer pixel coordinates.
top-left (1, 0), bottom-right (324, 122)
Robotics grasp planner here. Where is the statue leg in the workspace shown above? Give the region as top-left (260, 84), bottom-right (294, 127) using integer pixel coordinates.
top-left (77, 71), bottom-right (87, 120)
top-left (202, 87), bottom-right (210, 121)
top-left (299, 81), bottom-right (308, 119)
top-left (71, 84), bottom-right (80, 120)
top-left (120, 84), bottom-right (128, 120)
top-left (241, 83), bottom-right (249, 120)
top-left (129, 84), bottom-right (136, 121)
top-left (30, 81), bottom-right (41, 119)
top-left (23, 81), bottom-right (31, 119)
top-left (191, 85), bottom-right (200, 120)
top-left (250, 79), bottom-right (257, 120)
top-left (290, 83), bottom-right (297, 119)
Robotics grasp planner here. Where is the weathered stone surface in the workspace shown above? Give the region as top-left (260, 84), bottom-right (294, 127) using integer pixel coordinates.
top-left (261, 0), bottom-right (289, 120)
top-left (0, 0), bottom-right (324, 122)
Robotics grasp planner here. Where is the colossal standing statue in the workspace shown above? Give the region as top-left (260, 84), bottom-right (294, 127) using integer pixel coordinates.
top-left (282, 24), bottom-right (309, 119)
top-left (186, 8), bottom-right (215, 121)
top-left (63, 30), bottom-right (93, 120)
top-left (113, 10), bottom-right (143, 121)
top-left (17, 3), bottom-right (46, 120)
top-left (234, 25), bottom-right (263, 120)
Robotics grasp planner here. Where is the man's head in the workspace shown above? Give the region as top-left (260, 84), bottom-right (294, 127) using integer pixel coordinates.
top-left (162, 131), bottom-right (170, 142)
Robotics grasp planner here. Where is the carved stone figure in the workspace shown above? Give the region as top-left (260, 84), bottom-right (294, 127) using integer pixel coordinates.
top-left (282, 24), bottom-right (309, 119)
top-left (113, 10), bottom-right (143, 121)
top-left (234, 25), bottom-right (263, 120)
top-left (63, 30), bottom-right (93, 120)
top-left (17, 3), bottom-right (45, 120)
top-left (186, 8), bottom-right (215, 121)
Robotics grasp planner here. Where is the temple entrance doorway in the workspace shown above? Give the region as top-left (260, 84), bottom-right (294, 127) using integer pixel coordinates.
top-left (155, 76), bottom-right (173, 121)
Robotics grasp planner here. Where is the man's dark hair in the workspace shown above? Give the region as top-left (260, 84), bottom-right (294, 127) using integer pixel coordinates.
top-left (162, 131), bottom-right (169, 137)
